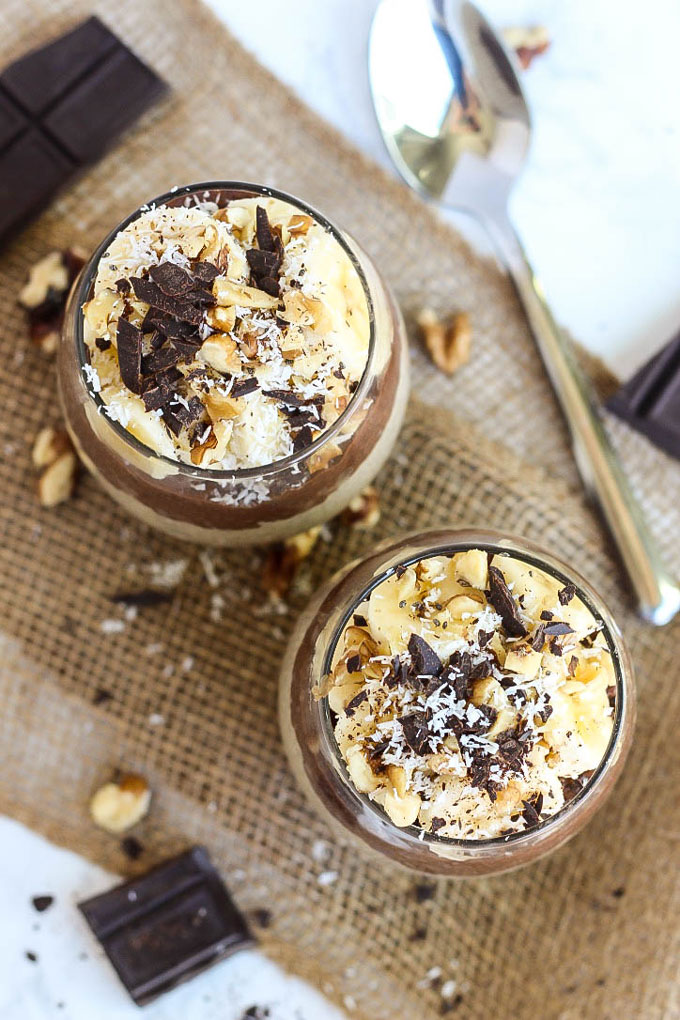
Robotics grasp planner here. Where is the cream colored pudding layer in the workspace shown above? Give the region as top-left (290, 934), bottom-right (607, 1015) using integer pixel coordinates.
top-left (81, 197), bottom-right (370, 470)
top-left (318, 550), bottom-right (616, 840)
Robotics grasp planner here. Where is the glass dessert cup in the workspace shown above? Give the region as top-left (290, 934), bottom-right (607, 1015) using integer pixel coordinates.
top-left (57, 182), bottom-right (409, 546)
top-left (279, 529), bottom-right (635, 877)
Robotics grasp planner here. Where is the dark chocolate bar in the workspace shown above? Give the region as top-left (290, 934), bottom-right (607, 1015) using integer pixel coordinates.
top-left (78, 846), bottom-right (254, 1006)
top-left (0, 16), bottom-right (167, 244)
top-left (607, 328), bottom-right (680, 462)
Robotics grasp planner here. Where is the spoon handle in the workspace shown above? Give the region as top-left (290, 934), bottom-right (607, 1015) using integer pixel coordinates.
top-left (486, 213), bottom-right (680, 625)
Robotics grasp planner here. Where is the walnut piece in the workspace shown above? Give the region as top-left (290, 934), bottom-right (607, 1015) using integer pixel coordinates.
top-left (262, 526), bottom-right (321, 599)
top-left (340, 485), bottom-right (381, 530)
top-left (37, 450), bottom-right (78, 508)
top-left (32, 426), bottom-right (72, 469)
top-left (90, 772), bottom-right (151, 834)
top-left (213, 277), bottom-right (279, 309)
top-left (417, 308), bottom-right (471, 376)
top-left (199, 334), bottom-right (241, 375)
top-left (502, 25), bottom-right (551, 69)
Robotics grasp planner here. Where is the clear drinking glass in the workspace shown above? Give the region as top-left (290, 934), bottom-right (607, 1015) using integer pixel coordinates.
top-left (57, 182), bottom-right (409, 546)
top-left (279, 528), bottom-right (635, 877)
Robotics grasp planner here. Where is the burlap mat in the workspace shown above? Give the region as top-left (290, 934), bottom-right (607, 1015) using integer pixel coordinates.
top-left (1, 2), bottom-right (679, 1018)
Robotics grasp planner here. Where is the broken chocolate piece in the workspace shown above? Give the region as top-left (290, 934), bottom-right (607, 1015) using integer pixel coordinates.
top-left (292, 425), bottom-right (314, 452)
top-left (558, 583), bottom-right (576, 606)
top-left (116, 318), bottom-right (143, 394)
top-left (487, 566), bottom-right (527, 637)
top-left (0, 17), bottom-right (167, 245)
top-left (255, 206), bottom-right (276, 253)
top-left (607, 327), bottom-right (680, 463)
top-left (78, 846), bottom-right (254, 1006)
top-left (130, 277), bottom-right (205, 325)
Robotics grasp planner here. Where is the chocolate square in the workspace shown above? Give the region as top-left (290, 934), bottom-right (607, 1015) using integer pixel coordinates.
top-left (78, 846), bottom-right (254, 1005)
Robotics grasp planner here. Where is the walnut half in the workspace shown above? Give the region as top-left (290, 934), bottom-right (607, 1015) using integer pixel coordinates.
top-left (417, 308), bottom-right (471, 376)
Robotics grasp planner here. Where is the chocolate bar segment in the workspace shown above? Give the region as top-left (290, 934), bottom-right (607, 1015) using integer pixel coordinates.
top-left (607, 328), bottom-right (680, 462)
top-left (0, 16), bottom-right (167, 244)
top-left (78, 846), bottom-right (254, 1005)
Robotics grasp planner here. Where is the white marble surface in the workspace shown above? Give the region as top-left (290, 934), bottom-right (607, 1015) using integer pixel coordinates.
top-left (3, 2), bottom-right (679, 1016)
top-left (206, 0), bottom-right (680, 378)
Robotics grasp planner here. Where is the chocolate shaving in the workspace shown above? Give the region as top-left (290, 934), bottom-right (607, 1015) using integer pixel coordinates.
top-left (558, 583), bottom-right (577, 605)
top-left (111, 589), bottom-right (173, 608)
top-left (149, 262), bottom-right (196, 297)
top-left (568, 655), bottom-right (578, 676)
top-left (292, 425), bottom-right (314, 452)
top-left (540, 610), bottom-right (554, 621)
top-left (115, 278), bottom-right (131, 295)
top-left (430, 817), bottom-right (446, 833)
top-left (141, 385), bottom-right (168, 412)
top-left (345, 690), bottom-right (368, 716)
top-left (192, 261), bottom-right (219, 284)
top-left (141, 344), bottom-right (182, 375)
top-left (231, 378), bottom-right (259, 398)
top-left (400, 712), bottom-right (432, 755)
top-left (487, 566), bottom-right (527, 637)
top-left (408, 633), bottom-right (442, 676)
top-left (116, 318), bottom-right (143, 393)
top-left (560, 776), bottom-right (583, 802)
top-left (255, 205), bottom-right (276, 252)
top-left (542, 621), bottom-right (574, 636)
top-left (521, 799), bottom-right (540, 828)
top-left (531, 624), bottom-right (546, 651)
top-left (167, 395), bottom-right (204, 429)
top-left (246, 248), bottom-right (280, 277)
top-left (130, 276), bottom-right (206, 325)
top-left (353, 613), bottom-right (367, 627)
top-left (263, 389), bottom-right (325, 408)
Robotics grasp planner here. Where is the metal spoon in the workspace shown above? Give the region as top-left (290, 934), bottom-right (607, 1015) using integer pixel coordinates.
top-left (369, 0), bottom-right (680, 624)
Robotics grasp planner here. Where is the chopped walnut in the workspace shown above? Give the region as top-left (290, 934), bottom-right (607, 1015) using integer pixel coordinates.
top-left (33, 426), bottom-right (78, 507)
top-left (20, 248), bottom-right (87, 356)
top-left (262, 526), bottom-right (321, 599)
top-left (90, 772), bottom-right (151, 833)
top-left (502, 25), bottom-right (551, 69)
top-left (341, 485), bottom-right (381, 530)
top-left (417, 308), bottom-right (471, 375)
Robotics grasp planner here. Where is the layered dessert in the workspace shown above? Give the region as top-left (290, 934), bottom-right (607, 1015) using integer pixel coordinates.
top-left (279, 531), bottom-right (633, 875)
top-left (319, 549), bottom-right (616, 839)
top-left (58, 184), bottom-right (408, 544)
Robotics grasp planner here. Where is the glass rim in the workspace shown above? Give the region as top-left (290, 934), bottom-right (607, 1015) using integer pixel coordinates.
top-left (319, 533), bottom-right (629, 852)
top-left (72, 180), bottom-right (377, 481)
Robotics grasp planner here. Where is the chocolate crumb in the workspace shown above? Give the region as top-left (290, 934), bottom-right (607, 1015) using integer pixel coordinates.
top-left (120, 836), bottom-right (144, 861)
top-left (250, 908), bottom-right (273, 929)
top-left (395, 564), bottom-right (407, 579)
top-left (31, 895), bottom-right (54, 913)
top-left (353, 614), bottom-right (367, 627)
top-left (558, 583), bottom-right (576, 605)
top-left (430, 817), bottom-right (446, 833)
top-left (540, 610), bottom-right (554, 621)
top-left (414, 882), bottom-right (436, 903)
top-left (346, 654), bottom-right (362, 674)
top-left (95, 336), bottom-right (111, 351)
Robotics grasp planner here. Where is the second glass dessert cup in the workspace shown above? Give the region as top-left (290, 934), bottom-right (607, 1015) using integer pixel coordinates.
top-left (57, 182), bottom-right (409, 546)
top-left (279, 529), bottom-right (635, 877)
